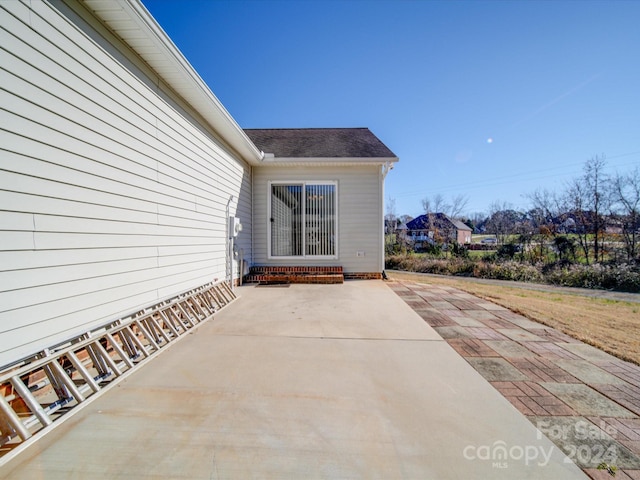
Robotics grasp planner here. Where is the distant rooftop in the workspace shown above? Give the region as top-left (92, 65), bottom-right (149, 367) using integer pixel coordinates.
top-left (405, 213), bottom-right (472, 231)
top-left (244, 128), bottom-right (397, 159)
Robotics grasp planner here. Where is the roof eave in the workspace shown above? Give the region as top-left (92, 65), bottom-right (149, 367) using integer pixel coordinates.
top-left (82, 0), bottom-right (263, 165)
top-left (260, 156), bottom-right (399, 166)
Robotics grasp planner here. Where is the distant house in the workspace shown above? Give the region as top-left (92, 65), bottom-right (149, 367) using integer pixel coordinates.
top-left (403, 213), bottom-right (472, 247)
top-left (451, 218), bottom-right (473, 244)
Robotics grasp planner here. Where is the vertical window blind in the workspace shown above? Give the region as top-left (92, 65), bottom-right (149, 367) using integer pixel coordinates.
top-left (270, 182), bottom-right (336, 258)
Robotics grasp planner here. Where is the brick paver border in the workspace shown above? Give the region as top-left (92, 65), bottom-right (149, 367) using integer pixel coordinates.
top-left (389, 280), bottom-right (640, 479)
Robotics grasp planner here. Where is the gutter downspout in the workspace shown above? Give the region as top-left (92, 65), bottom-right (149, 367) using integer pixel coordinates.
top-left (251, 165), bottom-right (254, 269)
top-left (250, 151), bottom-right (267, 270)
top-left (226, 195), bottom-right (234, 289)
top-left (381, 161), bottom-right (394, 278)
top-left (382, 161), bottom-right (393, 179)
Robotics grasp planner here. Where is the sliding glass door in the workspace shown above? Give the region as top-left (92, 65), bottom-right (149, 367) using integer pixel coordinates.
top-left (270, 182), bottom-right (337, 258)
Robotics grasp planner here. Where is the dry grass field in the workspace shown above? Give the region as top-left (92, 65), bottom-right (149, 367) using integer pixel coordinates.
top-left (389, 272), bottom-right (640, 366)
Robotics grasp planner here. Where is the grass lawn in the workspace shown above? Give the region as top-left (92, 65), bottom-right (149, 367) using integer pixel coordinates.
top-left (467, 250), bottom-right (494, 259)
top-left (389, 271), bottom-right (640, 366)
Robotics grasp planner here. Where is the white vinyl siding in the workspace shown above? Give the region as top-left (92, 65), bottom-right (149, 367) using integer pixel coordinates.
top-left (254, 166), bottom-right (382, 273)
top-left (0, 1), bottom-right (251, 367)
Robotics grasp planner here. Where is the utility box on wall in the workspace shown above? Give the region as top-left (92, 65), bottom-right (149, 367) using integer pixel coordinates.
top-left (229, 216), bottom-right (242, 238)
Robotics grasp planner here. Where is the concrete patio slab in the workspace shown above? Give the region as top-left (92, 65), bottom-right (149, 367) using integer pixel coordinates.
top-left (207, 281), bottom-right (440, 341)
top-left (0, 281), bottom-right (585, 479)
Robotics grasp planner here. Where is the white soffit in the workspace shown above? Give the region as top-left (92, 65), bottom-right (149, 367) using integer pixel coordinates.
top-left (81, 0), bottom-right (263, 165)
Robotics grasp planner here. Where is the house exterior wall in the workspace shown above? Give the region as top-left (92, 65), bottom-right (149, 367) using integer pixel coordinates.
top-left (410, 228), bottom-right (471, 245)
top-left (0, 1), bottom-right (251, 367)
top-left (457, 229), bottom-right (472, 244)
top-left (252, 165), bottom-right (383, 274)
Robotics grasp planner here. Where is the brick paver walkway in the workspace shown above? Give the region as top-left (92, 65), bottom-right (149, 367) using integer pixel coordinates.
top-left (389, 280), bottom-right (640, 480)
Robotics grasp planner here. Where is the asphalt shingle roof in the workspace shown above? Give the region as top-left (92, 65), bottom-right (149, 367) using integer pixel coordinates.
top-left (244, 128), bottom-right (397, 159)
top-left (406, 213), bottom-right (471, 231)
top-left (451, 219), bottom-right (472, 231)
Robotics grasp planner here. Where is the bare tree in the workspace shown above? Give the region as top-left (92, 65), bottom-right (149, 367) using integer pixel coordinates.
top-left (421, 193), bottom-right (468, 219)
top-left (421, 197), bottom-right (431, 214)
top-left (449, 194), bottom-right (469, 219)
top-left (527, 188), bottom-right (561, 233)
top-left (562, 156), bottom-right (610, 264)
top-left (469, 211), bottom-right (487, 232)
top-left (486, 201), bottom-right (519, 244)
top-left (422, 193), bottom-right (449, 214)
top-left (433, 194), bottom-right (448, 213)
top-left (526, 188), bottom-right (563, 261)
top-left (385, 197), bottom-right (397, 234)
top-left (398, 214), bottom-right (414, 225)
top-left (583, 155), bottom-right (609, 262)
top-left (611, 167), bottom-right (640, 261)
top-left (564, 176), bottom-right (592, 263)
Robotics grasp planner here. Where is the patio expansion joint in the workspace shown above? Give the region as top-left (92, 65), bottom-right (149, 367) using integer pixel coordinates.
top-left (212, 333), bottom-right (444, 342)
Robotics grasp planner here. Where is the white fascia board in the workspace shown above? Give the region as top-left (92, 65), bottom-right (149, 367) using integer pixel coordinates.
top-left (84, 0), bottom-right (263, 165)
top-left (260, 157), bottom-right (399, 166)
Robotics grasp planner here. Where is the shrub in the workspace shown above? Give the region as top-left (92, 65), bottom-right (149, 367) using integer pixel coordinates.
top-left (450, 242), bottom-right (469, 258)
top-left (497, 243), bottom-right (519, 260)
top-left (421, 243), bottom-right (442, 256)
top-left (385, 253), bottom-right (640, 292)
top-left (385, 255), bottom-right (475, 276)
top-left (545, 263), bottom-right (640, 292)
top-left (490, 260), bottom-right (543, 282)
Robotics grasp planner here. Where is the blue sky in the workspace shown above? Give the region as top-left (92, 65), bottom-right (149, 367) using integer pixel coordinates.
top-left (142, 0), bottom-right (640, 218)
